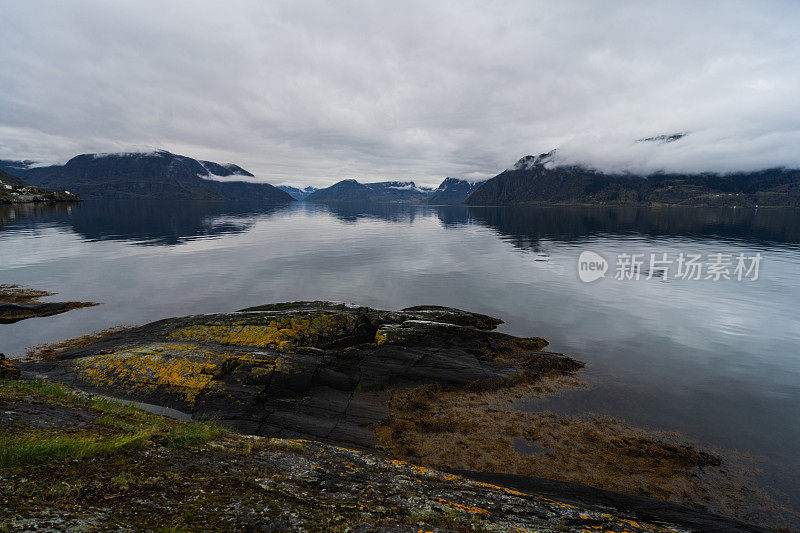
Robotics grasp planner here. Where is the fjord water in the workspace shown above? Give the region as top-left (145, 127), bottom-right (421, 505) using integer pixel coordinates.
top-left (2, 200), bottom-right (800, 506)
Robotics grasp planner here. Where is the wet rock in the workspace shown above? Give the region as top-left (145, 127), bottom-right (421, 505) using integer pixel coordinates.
top-left (0, 302), bottom-right (94, 324)
top-left (20, 302), bottom-right (581, 448)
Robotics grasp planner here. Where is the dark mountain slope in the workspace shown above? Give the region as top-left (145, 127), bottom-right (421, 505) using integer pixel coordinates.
top-left (0, 151), bottom-right (293, 202)
top-left (426, 177), bottom-right (486, 204)
top-left (0, 168), bottom-right (27, 187)
top-left (465, 152), bottom-right (800, 207)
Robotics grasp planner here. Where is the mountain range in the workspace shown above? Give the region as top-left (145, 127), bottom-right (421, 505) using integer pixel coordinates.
top-left (3, 144), bottom-right (799, 206)
top-left (464, 150), bottom-right (800, 207)
top-left (303, 177), bottom-right (483, 204)
top-left (305, 179), bottom-right (434, 203)
top-left (277, 185), bottom-right (319, 200)
top-left (0, 150), bottom-right (293, 202)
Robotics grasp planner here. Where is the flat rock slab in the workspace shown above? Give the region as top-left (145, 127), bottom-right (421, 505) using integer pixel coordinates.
top-left (21, 301), bottom-right (579, 448)
top-left (0, 401), bottom-right (96, 430)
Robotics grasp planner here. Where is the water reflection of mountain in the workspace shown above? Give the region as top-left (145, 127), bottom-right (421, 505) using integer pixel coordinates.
top-left (0, 200), bottom-right (292, 245)
top-left (3, 200), bottom-right (798, 249)
top-left (466, 206), bottom-right (800, 249)
top-left (302, 202), bottom-right (427, 224)
top-left (301, 201), bottom-right (481, 228)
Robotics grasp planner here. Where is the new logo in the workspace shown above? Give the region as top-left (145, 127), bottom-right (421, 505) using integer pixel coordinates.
top-left (578, 251), bottom-right (608, 283)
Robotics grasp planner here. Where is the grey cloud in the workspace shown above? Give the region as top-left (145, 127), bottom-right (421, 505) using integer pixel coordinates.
top-left (1, 0), bottom-right (799, 187)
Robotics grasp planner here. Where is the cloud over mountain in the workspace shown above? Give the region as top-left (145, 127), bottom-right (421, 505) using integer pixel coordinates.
top-left (2, 1), bottom-right (799, 186)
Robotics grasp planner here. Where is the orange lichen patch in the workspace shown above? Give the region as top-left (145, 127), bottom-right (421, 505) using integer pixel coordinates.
top-left (74, 344), bottom-right (223, 404)
top-left (0, 358), bottom-right (21, 379)
top-left (434, 498), bottom-right (490, 515)
top-left (167, 313), bottom-right (358, 352)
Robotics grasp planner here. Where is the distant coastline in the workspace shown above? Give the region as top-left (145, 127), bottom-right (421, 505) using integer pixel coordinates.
top-left (0, 168), bottom-right (80, 204)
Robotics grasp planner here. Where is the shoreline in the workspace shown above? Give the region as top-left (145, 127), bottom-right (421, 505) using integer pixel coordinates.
top-left (8, 301), bottom-right (797, 529)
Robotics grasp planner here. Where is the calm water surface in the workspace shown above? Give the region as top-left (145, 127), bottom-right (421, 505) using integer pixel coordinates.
top-left (2, 200), bottom-right (799, 507)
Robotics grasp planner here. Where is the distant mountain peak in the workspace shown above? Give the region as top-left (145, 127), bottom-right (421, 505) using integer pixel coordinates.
top-left (425, 176), bottom-right (486, 204)
top-left (277, 185), bottom-right (320, 200)
top-left (435, 177), bottom-right (459, 190)
top-left (512, 149), bottom-right (558, 171)
top-left (199, 160), bottom-right (254, 179)
top-left (637, 132), bottom-right (688, 143)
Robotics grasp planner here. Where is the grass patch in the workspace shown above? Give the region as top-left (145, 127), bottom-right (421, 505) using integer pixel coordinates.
top-left (0, 378), bottom-right (228, 468)
top-left (159, 420), bottom-right (227, 449)
top-left (0, 431), bottom-right (151, 468)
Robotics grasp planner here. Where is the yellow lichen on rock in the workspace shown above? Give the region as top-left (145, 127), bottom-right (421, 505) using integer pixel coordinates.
top-left (374, 329), bottom-right (389, 345)
top-left (167, 313), bottom-right (358, 351)
top-left (75, 343), bottom-right (221, 405)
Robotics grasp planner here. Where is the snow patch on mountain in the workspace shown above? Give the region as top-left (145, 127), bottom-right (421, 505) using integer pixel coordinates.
top-left (374, 181), bottom-right (433, 193)
top-left (91, 149), bottom-right (164, 160)
top-left (198, 172), bottom-right (270, 184)
top-left (511, 150), bottom-right (559, 171)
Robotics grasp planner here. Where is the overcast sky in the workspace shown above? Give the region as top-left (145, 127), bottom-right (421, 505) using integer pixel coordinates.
top-left (2, 1), bottom-right (799, 187)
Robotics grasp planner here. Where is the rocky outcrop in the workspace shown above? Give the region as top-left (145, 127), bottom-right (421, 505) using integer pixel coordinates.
top-left (0, 302), bottom-right (96, 324)
top-left (21, 302), bottom-right (578, 448)
top-left (0, 285), bottom-right (97, 324)
top-left (3, 378), bottom-right (743, 532)
top-left (13, 302), bottom-right (784, 530)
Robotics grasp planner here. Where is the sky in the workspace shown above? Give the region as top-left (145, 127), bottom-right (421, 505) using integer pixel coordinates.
top-left (2, 0), bottom-right (799, 187)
